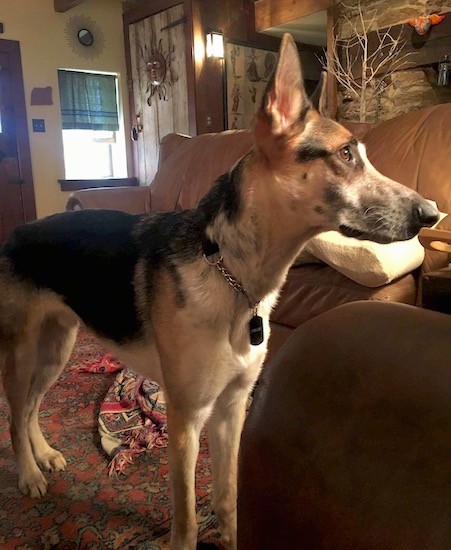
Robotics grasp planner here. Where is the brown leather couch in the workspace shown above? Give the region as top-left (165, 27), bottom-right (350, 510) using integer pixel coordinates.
top-left (67, 104), bottom-right (451, 356)
top-left (238, 301), bottom-right (451, 549)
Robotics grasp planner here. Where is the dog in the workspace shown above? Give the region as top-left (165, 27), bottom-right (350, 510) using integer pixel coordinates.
top-left (0, 34), bottom-right (438, 549)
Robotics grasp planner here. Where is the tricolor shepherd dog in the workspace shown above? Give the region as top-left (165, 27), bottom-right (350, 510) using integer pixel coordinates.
top-left (0, 34), bottom-right (438, 549)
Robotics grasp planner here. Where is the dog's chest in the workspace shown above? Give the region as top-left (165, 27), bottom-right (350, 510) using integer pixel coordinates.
top-left (180, 273), bottom-right (275, 367)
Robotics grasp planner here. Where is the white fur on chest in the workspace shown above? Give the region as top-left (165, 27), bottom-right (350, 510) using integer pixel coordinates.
top-left (177, 260), bottom-right (278, 371)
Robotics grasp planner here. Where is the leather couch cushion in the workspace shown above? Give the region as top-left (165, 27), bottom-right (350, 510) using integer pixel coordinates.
top-left (150, 131), bottom-right (253, 212)
top-left (272, 264), bottom-right (417, 328)
top-left (364, 104), bottom-right (451, 213)
top-left (150, 104), bottom-right (451, 215)
top-left (239, 302), bottom-right (451, 549)
top-left (66, 186), bottom-right (151, 213)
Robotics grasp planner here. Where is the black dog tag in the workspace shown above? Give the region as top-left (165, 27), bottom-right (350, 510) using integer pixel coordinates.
top-left (249, 314), bottom-right (264, 346)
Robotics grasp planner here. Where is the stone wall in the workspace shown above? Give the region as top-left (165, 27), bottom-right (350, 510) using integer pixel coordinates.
top-left (338, 0), bottom-right (451, 34)
top-left (337, 0), bottom-right (451, 122)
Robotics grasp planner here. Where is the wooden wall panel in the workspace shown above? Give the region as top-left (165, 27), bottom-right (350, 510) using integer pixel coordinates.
top-left (54, 0), bottom-right (85, 13)
top-left (192, 0), bottom-right (254, 134)
top-left (128, 4), bottom-right (189, 185)
top-left (254, 0), bottom-right (333, 32)
top-left (123, 0), bottom-right (333, 147)
top-left (191, 0), bottom-right (323, 134)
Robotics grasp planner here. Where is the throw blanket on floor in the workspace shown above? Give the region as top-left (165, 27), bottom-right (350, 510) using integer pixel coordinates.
top-left (81, 354), bottom-right (168, 475)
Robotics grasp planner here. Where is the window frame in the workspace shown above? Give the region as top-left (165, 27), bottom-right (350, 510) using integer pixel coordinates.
top-left (58, 69), bottom-right (130, 189)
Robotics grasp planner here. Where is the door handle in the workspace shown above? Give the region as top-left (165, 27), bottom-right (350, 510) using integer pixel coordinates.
top-left (131, 115), bottom-right (143, 141)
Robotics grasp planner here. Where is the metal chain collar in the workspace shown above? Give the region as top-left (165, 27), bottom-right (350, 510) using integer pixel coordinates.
top-left (203, 254), bottom-right (260, 312)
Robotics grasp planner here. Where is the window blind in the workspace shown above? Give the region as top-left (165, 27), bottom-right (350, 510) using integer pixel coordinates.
top-left (58, 70), bottom-right (119, 131)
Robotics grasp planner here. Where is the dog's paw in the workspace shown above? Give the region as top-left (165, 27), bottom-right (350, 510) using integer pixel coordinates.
top-left (36, 448), bottom-right (67, 473)
top-left (18, 467), bottom-right (48, 498)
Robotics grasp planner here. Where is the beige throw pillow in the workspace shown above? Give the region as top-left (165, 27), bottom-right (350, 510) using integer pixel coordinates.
top-left (294, 202), bottom-right (447, 288)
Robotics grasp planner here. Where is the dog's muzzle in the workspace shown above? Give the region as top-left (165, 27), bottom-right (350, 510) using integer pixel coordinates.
top-left (412, 201), bottom-right (440, 230)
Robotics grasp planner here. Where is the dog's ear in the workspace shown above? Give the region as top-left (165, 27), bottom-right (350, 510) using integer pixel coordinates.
top-left (255, 34), bottom-right (309, 137)
top-left (310, 71), bottom-right (328, 116)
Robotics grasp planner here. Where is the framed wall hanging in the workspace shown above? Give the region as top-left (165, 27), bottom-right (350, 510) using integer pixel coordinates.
top-left (224, 40), bottom-right (278, 130)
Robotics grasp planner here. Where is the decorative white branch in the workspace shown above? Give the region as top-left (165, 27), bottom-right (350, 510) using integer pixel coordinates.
top-left (322, 0), bottom-right (416, 121)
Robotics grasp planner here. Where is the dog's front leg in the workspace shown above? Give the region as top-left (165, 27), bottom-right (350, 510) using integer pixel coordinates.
top-left (208, 384), bottom-right (251, 550)
top-left (166, 403), bottom-right (211, 550)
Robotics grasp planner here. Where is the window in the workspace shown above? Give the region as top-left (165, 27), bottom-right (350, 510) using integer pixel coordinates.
top-left (58, 70), bottom-right (127, 180)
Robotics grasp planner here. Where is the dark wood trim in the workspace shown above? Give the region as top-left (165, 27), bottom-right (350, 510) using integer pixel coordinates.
top-left (244, 1), bottom-right (284, 48)
top-left (225, 35), bottom-right (322, 56)
top-left (190, 0), bottom-right (206, 134)
top-left (122, 16), bottom-right (138, 178)
top-left (123, 0), bottom-right (183, 26)
top-left (58, 177), bottom-right (138, 192)
top-left (0, 39), bottom-right (36, 223)
top-left (54, 0), bottom-right (85, 12)
top-left (250, 0), bottom-right (338, 117)
top-left (183, 0), bottom-right (198, 136)
top-left (225, 36), bottom-right (279, 52)
top-left (254, 0), bottom-right (333, 32)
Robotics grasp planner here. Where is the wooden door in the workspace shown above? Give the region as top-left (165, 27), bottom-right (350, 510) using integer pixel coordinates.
top-left (128, 3), bottom-right (189, 185)
top-left (0, 39), bottom-right (35, 244)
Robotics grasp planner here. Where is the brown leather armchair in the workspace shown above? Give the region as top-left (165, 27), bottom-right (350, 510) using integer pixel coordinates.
top-left (238, 301), bottom-right (451, 550)
top-left (67, 105), bottom-right (451, 357)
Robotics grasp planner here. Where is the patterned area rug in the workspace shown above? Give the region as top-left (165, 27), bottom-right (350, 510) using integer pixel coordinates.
top-left (0, 331), bottom-right (222, 549)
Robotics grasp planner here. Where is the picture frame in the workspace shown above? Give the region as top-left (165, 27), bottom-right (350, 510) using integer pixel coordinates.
top-left (224, 40), bottom-right (279, 130)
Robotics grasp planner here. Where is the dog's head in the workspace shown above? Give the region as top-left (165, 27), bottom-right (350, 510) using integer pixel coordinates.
top-left (251, 34), bottom-right (438, 244)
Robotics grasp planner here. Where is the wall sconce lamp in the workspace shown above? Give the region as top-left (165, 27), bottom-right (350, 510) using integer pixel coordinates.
top-left (206, 30), bottom-right (224, 59)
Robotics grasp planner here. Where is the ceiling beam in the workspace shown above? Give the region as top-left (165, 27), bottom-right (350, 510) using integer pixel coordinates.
top-left (254, 0), bottom-right (333, 32)
top-left (54, 0), bottom-right (86, 13)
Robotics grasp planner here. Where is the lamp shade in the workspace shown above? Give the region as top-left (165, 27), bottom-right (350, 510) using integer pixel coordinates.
top-left (206, 31), bottom-right (224, 58)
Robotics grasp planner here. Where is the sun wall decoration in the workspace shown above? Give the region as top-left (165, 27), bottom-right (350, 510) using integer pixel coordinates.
top-left (138, 29), bottom-right (177, 106)
top-left (65, 15), bottom-right (105, 60)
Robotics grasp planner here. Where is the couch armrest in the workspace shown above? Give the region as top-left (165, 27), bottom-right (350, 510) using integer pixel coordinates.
top-left (158, 133), bottom-right (191, 170)
top-left (66, 186), bottom-right (151, 214)
top-left (420, 214), bottom-right (451, 275)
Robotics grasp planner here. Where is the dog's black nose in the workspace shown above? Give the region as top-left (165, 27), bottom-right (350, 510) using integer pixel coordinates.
top-left (415, 203), bottom-right (439, 228)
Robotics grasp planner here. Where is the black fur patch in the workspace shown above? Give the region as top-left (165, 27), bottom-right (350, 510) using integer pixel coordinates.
top-left (134, 210), bottom-right (205, 315)
top-left (198, 159), bottom-right (244, 224)
top-left (1, 210), bottom-right (143, 343)
top-left (324, 185), bottom-right (346, 209)
top-left (1, 163), bottom-right (246, 344)
top-left (296, 144), bottom-right (331, 163)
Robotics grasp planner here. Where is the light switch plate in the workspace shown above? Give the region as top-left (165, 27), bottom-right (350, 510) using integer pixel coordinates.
top-left (32, 119), bottom-right (45, 133)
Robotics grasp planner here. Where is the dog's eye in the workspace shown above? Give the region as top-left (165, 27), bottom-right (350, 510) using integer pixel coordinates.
top-left (339, 145), bottom-right (353, 162)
